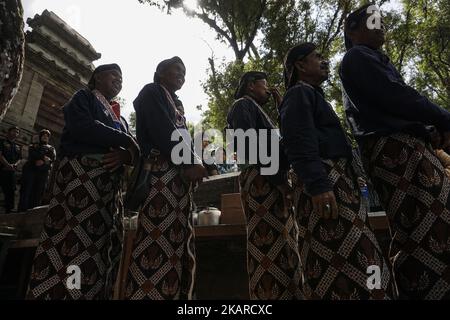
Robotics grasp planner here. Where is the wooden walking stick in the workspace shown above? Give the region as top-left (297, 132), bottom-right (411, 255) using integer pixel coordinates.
top-left (115, 154), bottom-right (149, 299)
top-left (115, 216), bottom-right (137, 299)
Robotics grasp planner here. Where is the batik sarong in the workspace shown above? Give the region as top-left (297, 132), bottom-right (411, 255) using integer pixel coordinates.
top-left (239, 166), bottom-right (303, 300)
top-left (294, 158), bottom-right (393, 300)
top-left (124, 158), bottom-right (195, 300)
top-left (361, 132), bottom-right (450, 300)
top-left (27, 155), bottom-right (124, 300)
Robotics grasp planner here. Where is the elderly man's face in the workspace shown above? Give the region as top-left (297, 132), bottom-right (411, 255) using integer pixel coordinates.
top-left (248, 79), bottom-right (271, 105)
top-left (348, 10), bottom-right (386, 50)
top-left (160, 63), bottom-right (186, 92)
top-left (364, 14), bottom-right (385, 48)
top-left (94, 69), bottom-right (122, 100)
top-left (297, 50), bottom-right (330, 84)
top-left (40, 133), bottom-right (50, 144)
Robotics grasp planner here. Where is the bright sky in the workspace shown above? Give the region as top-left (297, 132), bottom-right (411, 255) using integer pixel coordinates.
top-left (24, 0), bottom-right (235, 124)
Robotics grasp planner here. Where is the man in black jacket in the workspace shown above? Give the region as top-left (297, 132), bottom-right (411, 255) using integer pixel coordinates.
top-left (125, 57), bottom-right (207, 300)
top-left (280, 43), bottom-right (392, 299)
top-left (27, 64), bottom-right (139, 300)
top-left (340, 4), bottom-right (450, 300)
top-left (18, 129), bottom-right (56, 211)
top-left (228, 71), bottom-right (303, 300)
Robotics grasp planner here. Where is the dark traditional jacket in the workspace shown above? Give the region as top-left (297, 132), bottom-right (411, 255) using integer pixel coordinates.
top-left (340, 45), bottom-right (450, 141)
top-left (227, 96), bottom-right (288, 185)
top-left (0, 138), bottom-right (21, 169)
top-left (60, 89), bottom-right (131, 157)
top-left (134, 83), bottom-right (192, 161)
top-left (280, 82), bottom-right (352, 196)
top-left (24, 142), bottom-right (56, 172)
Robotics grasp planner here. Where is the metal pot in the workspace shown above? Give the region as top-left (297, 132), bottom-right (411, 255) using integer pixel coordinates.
top-left (197, 207), bottom-right (221, 226)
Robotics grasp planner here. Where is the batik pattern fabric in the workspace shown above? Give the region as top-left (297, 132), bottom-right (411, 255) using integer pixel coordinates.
top-left (239, 166), bottom-right (303, 300)
top-left (124, 157), bottom-right (195, 300)
top-left (27, 155), bottom-right (124, 300)
top-left (361, 133), bottom-right (450, 299)
top-left (293, 157), bottom-right (393, 300)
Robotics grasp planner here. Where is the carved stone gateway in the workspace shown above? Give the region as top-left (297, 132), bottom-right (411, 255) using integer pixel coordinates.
top-left (0, 9), bottom-right (101, 214)
top-left (0, 9), bottom-right (101, 147)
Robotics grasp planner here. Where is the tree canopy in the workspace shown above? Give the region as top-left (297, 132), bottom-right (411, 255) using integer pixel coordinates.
top-left (139, 0), bottom-right (450, 130)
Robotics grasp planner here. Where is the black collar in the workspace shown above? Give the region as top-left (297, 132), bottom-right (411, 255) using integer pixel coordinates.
top-left (358, 44), bottom-right (390, 64)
